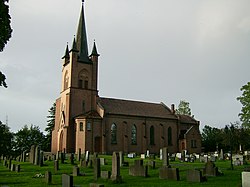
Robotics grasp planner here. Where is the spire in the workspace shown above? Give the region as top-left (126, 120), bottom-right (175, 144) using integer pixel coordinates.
top-left (76, 1), bottom-right (90, 63)
top-left (70, 36), bottom-right (78, 52)
top-left (62, 43), bottom-right (70, 59)
top-left (91, 41), bottom-right (100, 56)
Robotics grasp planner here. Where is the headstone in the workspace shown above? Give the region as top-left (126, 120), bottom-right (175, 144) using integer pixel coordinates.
top-left (93, 158), bottom-right (101, 181)
top-left (146, 150), bottom-right (150, 157)
top-left (127, 153), bottom-right (136, 158)
top-left (73, 166), bottom-right (80, 176)
top-left (85, 151), bottom-right (90, 162)
top-left (39, 151), bottom-right (44, 167)
top-left (148, 160), bottom-right (156, 169)
top-left (54, 160), bottom-right (59, 172)
top-left (232, 154), bottom-right (244, 166)
top-left (8, 159), bottom-right (12, 170)
top-left (89, 183), bottom-right (104, 187)
top-left (160, 149), bottom-right (163, 160)
top-left (78, 148), bottom-right (81, 161)
top-left (200, 155), bottom-right (208, 163)
top-left (30, 145), bottom-right (36, 164)
top-left (159, 167), bottom-right (180, 181)
top-left (88, 160), bottom-right (93, 168)
top-left (203, 161), bottom-right (219, 176)
top-left (45, 171), bottom-right (52, 184)
top-left (111, 152), bottom-right (122, 182)
top-left (100, 158), bottom-right (105, 166)
top-left (70, 153), bottom-right (74, 165)
top-left (11, 163), bottom-right (16, 171)
top-left (141, 154), bottom-right (145, 159)
top-left (162, 147), bottom-right (169, 167)
top-left (34, 146), bottom-right (41, 165)
top-left (22, 151), bottom-right (26, 162)
top-left (61, 152), bottom-right (65, 164)
top-left (119, 151), bottom-right (124, 166)
top-left (187, 169), bottom-right (206, 182)
top-left (15, 164), bottom-right (20, 172)
top-left (101, 171), bottom-right (111, 179)
top-left (242, 172), bottom-right (250, 187)
top-left (62, 174), bottom-right (73, 187)
top-left (129, 159), bottom-right (148, 177)
top-left (176, 153), bottom-right (182, 160)
top-left (3, 159), bottom-right (7, 167)
top-left (56, 151), bottom-right (60, 160)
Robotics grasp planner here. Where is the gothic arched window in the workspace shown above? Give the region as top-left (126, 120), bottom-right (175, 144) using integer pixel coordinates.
top-left (111, 123), bottom-right (117, 144)
top-left (150, 126), bottom-right (155, 145)
top-left (131, 124), bottom-right (137, 145)
top-left (64, 71), bottom-right (69, 90)
top-left (168, 127), bottom-right (172, 146)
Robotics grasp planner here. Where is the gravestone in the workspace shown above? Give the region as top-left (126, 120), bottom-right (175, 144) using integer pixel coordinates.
top-left (78, 148), bottom-right (81, 161)
top-left (148, 160), bottom-right (156, 169)
top-left (61, 152), bottom-right (65, 164)
top-left (162, 147), bottom-right (169, 167)
top-left (8, 159), bottom-right (12, 170)
top-left (34, 146), bottom-right (41, 165)
top-left (3, 159), bottom-right (7, 167)
top-left (242, 172), bottom-right (250, 187)
top-left (187, 169), bottom-right (206, 182)
top-left (119, 151), bottom-right (124, 166)
top-left (159, 149), bottom-right (163, 160)
top-left (70, 153), bottom-right (74, 165)
top-left (101, 171), bottom-right (111, 179)
top-left (54, 160), bottom-right (59, 172)
top-left (11, 163), bottom-right (15, 171)
top-left (85, 151), bottom-right (90, 162)
top-left (203, 161), bottom-right (219, 176)
top-left (200, 155), bottom-right (208, 163)
top-left (73, 166), bottom-right (80, 176)
top-left (100, 158), bottom-right (105, 166)
top-left (146, 150), bottom-right (150, 157)
top-left (15, 164), bottom-right (20, 172)
top-left (30, 145), bottom-right (36, 164)
top-left (129, 159), bottom-right (148, 177)
top-left (62, 174), bottom-right (73, 187)
top-left (39, 151), bottom-right (44, 167)
top-left (159, 167), bottom-right (180, 181)
top-left (127, 153), bottom-right (136, 158)
top-left (111, 152), bottom-right (122, 182)
top-left (141, 154), bottom-right (145, 159)
top-left (22, 151), bottom-right (26, 162)
top-left (89, 184), bottom-right (104, 187)
top-left (232, 154), bottom-right (244, 166)
top-left (45, 171), bottom-right (52, 184)
top-left (93, 158), bottom-right (101, 181)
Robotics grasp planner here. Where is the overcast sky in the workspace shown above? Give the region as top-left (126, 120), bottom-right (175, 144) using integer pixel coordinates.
top-left (1, 0), bottom-right (250, 133)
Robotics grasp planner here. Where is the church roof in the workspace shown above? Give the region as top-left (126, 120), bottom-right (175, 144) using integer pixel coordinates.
top-left (98, 97), bottom-right (177, 119)
top-left (178, 114), bottom-right (198, 124)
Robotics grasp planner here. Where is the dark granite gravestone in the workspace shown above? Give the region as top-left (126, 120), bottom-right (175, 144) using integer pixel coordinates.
top-left (129, 159), bottom-right (148, 177)
top-left (62, 174), bottom-right (73, 187)
top-left (45, 171), bottom-right (52, 184)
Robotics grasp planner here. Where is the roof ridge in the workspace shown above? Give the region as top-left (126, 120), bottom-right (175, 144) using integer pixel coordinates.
top-left (99, 96), bottom-right (162, 105)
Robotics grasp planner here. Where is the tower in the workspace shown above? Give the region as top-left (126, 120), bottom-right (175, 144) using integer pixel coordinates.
top-left (51, 1), bottom-right (100, 153)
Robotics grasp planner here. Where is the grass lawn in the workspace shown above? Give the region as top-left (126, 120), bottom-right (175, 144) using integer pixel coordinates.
top-left (0, 155), bottom-right (246, 187)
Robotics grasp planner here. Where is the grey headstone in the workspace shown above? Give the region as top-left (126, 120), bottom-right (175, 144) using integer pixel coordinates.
top-left (54, 160), bottom-right (59, 172)
top-left (34, 146), bottom-right (41, 165)
top-left (187, 169), bottom-right (206, 182)
top-left (159, 167), bottom-right (180, 181)
top-left (73, 166), bottom-right (80, 176)
top-left (93, 158), bottom-right (101, 181)
top-left (129, 159), bottom-right (148, 177)
top-left (242, 172), bottom-right (250, 187)
top-left (162, 147), bottom-right (169, 166)
top-left (62, 174), bottom-right (73, 187)
top-left (101, 171), bottom-right (111, 179)
top-left (111, 152), bottom-right (122, 182)
top-left (45, 171), bottom-right (52, 184)
top-left (15, 164), bottom-right (20, 172)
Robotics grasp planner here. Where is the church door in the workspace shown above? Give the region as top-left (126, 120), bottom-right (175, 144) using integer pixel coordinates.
top-left (94, 136), bottom-right (102, 153)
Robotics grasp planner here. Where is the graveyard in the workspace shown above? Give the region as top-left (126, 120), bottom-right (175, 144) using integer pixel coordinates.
top-left (0, 148), bottom-right (249, 187)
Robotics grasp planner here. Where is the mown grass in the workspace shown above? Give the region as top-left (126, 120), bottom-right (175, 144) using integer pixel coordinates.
top-left (0, 156), bottom-right (246, 187)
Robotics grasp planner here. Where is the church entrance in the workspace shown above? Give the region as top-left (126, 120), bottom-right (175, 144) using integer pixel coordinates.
top-left (94, 136), bottom-right (102, 153)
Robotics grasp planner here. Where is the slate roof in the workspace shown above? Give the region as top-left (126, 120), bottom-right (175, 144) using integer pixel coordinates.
top-left (178, 114), bottom-right (198, 124)
top-left (98, 97), bottom-right (177, 119)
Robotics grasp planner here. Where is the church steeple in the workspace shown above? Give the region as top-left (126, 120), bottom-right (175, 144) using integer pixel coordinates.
top-left (76, 1), bottom-right (90, 63)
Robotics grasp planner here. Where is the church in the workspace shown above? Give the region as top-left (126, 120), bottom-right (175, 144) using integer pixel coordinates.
top-left (51, 1), bottom-right (202, 155)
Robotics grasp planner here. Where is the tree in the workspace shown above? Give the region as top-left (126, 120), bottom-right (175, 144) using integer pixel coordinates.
top-left (0, 0), bottom-right (12, 88)
top-left (176, 100), bottom-right (192, 116)
top-left (237, 82), bottom-right (250, 128)
top-left (44, 102), bottom-right (56, 151)
top-left (201, 125), bottom-right (223, 152)
top-left (0, 121), bottom-right (13, 157)
top-left (13, 125), bottom-right (46, 156)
